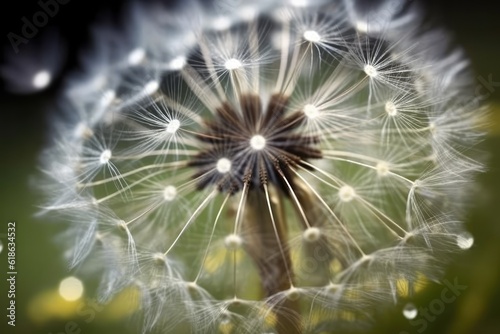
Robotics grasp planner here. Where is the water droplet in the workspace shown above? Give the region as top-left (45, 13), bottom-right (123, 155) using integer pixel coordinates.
top-left (338, 185), bottom-right (356, 202)
top-left (403, 303), bottom-right (418, 320)
top-left (224, 58), bottom-right (242, 70)
top-left (303, 30), bottom-right (321, 43)
top-left (166, 119), bottom-right (180, 134)
top-left (128, 48), bottom-right (145, 65)
top-left (250, 135), bottom-right (266, 150)
top-left (163, 186), bottom-right (177, 201)
top-left (364, 64), bottom-right (378, 78)
top-left (216, 158), bottom-right (231, 174)
top-left (456, 232), bottom-right (474, 249)
top-left (0, 240), bottom-right (3, 254)
top-left (32, 70), bottom-right (51, 89)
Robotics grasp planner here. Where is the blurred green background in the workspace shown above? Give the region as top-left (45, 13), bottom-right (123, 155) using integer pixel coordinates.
top-left (1, 0), bottom-right (500, 333)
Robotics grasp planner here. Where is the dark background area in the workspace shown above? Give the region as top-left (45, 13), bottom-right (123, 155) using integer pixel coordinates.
top-left (0, 1), bottom-right (499, 333)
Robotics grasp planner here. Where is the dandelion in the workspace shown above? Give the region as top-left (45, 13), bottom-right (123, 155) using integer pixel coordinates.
top-left (39, 0), bottom-right (486, 333)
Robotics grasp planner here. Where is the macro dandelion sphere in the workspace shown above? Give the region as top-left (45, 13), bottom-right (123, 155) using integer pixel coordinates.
top-left (39, 0), bottom-right (486, 333)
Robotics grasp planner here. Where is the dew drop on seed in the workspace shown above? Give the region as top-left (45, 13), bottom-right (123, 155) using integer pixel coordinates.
top-left (224, 234), bottom-right (243, 250)
top-left (100, 90), bottom-right (116, 107)
top-left (304, 104), bottom-right (319, 119)
top-left (403, 303), bottom-right (418, 320)
top-left (456, 232), bottom-right (474, 249)
top-left (364, 64), bottom-right (378, 78)
top-left (128, 48), bottom-right (145, 65)
top-left (385, 101), bottom-right (398, 116)
top-left (303, 227), bottom-right (321, 242)
top-left (339, 185), bottom-right (356, 202)
top-left (250, 135), bottom-right (266, 150)
top-left (225, 58), bottom-right (243, 70)
top-left (163, 185), bottom-right (177, 201)
top-left (168, 56), bottom-right (186, 71)
top-left (32, 70), bottom-right (51, 89)
top-left (99, 149), bottom-right (112, 164)
top-left (376, 161), bottom-right (390, 177)
top-left (303, 30), bottom-right (321, 43)
top-left (143, 80), bottom-right (159, 95)
top-left (59, 276), bottom-right (84, 302)
top-left (216, 158), bottom-right (232, 174)
top-left (166, 119), bottom-right (180, 134)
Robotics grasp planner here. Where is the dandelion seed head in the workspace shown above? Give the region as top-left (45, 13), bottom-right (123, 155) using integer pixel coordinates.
top-left (38, 0), bottom-right (486, 332)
